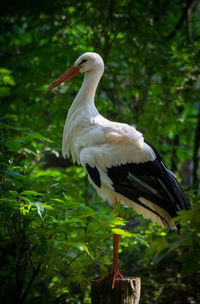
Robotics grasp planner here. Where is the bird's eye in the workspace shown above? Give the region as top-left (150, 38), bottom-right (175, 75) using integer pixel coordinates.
top-left (79, 59), bottom-right (87, 65)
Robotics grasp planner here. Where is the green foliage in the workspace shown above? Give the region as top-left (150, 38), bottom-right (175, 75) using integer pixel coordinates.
top-left (148, 201), bottom-right (200, 275)
top-left (1, 0), bottom-right (200, 303)
top-left (0, 119), bottom-right (128, 303)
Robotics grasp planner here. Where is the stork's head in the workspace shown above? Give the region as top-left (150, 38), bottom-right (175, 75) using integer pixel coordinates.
top-left (75, 52), bottom-right (104, 73)
top-left (47, 52), bottom-right (104, 91)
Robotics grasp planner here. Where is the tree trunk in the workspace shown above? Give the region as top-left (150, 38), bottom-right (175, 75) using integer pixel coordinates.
top-left (91, 277), bottom-right (141, 304)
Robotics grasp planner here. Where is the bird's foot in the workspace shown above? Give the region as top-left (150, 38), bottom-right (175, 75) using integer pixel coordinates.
top-left (95, 270), bottom-right (123, 289)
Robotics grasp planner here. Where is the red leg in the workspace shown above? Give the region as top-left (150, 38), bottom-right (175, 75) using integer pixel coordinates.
top-left (97, 207), bottom-right (123, 288)
top-left (112, 233), bottom-right (123, 288)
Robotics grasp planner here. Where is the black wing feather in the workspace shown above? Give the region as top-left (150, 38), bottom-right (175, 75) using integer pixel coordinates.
top-left (86, 164), bottom-right (101, 188)
top-left (107, 144), bottom-right (189, 220)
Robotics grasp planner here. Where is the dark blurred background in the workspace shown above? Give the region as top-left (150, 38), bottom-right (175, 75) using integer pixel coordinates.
top-left (0, 0), bottom-right (200, 303)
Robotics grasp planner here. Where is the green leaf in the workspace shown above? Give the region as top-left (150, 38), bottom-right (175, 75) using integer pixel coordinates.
top-left (9, 190), bottom-right (18, 197)
top-left (23, 133), bottom-right (53, 143)
top-left (5, 170), bottom-right (22, 177)
top-left (79, 243), bottom-right (94, 259)
top-left (19, 196), bottom-right (31, 202)
top-left (36, 203), bottom-right (44, 219)
top-left (5, 139), bottom-right (21, 152)
top-left (112, 228), bottom-right (132, 237)
top-left (20, 190), bottom-right (43, 196)
top-left (35, 202), bottom-right (54, 210)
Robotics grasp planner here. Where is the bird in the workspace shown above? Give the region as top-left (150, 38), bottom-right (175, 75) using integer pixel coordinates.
top-left (47, 52), bottom-right (189, 288)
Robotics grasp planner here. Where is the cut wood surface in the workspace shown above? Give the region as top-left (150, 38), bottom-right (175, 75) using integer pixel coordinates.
top-left (91, 277), bottom-right (141, 304)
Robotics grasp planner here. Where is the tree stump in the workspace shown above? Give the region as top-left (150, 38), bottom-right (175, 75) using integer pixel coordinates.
top-left (91, 277), bottom-right (141, 304)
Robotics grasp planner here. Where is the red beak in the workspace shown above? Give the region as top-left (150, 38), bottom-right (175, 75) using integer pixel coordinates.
top-left (47, 66), bottom-right (80, 91)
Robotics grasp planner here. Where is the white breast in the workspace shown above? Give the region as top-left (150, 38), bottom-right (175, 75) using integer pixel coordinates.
top-left (62, 104), bottom-right (155, 168)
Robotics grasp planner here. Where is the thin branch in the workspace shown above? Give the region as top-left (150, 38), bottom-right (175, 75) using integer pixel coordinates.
top-left (168, 0), bottom-right (197, 39)
top-left (192, 103), bottom-right (200, 192)
top-left (187, 0), bottom-right (197, 42)
top-left (64, 252), bottom-right (85, 274)
top-left (54, 252), bottom-right (85, 278)
top-left (20, 262), bottom-right (41, 304)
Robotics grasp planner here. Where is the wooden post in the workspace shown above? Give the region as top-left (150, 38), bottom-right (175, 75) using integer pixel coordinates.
top-left (91, 277), bottom-right (141, 304)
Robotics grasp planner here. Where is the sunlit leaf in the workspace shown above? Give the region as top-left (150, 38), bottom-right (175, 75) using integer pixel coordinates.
top-left (20, 190), bottom-right (43, 196)
top-left (36, 203), bottom-right (44, 219)
top-left (112, 228), bottom-right (132, 237)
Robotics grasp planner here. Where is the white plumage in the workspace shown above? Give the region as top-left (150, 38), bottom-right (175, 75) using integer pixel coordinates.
top-left (48, 52), bottom-right (188, 230)
top-left (61, 53), bottom-right (165, 224)
top-left (48, 51), bottom-right (189, 287)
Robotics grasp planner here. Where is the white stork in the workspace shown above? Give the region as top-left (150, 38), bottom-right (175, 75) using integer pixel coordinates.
top-left (48, 52), bottom-right (189, 288)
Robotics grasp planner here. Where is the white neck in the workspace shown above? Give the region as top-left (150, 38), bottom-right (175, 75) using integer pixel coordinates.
top-left (62, 67), bottom-right (103, 160)
top-left (70, 68), bottom-right (103, 113)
